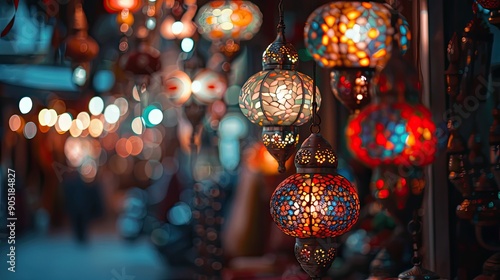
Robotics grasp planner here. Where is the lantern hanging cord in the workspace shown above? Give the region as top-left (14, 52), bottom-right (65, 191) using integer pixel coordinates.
top-left (277, 0), bottom-right (285, 31)
top-left (310, 61), bottom-right (321, 133)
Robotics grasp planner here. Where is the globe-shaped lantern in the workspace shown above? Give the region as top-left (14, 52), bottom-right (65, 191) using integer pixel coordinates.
top-left (346, 43), bottom-right (436, 168)
top-left (196, 0), bottom-right (262, 59)
top-left (346, 102), bottom-right (437, 167)
top-left (240, 10), bottom-right (320, 173)
top-left (304, 1), bottom-right (394, 69)
top-left (270, 133), bottom-right (360, 278)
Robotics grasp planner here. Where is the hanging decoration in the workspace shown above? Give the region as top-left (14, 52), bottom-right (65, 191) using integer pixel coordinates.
top-left (304, 1), bottom-right (413, 114)
top-left (104, 0), bottom-right (141, 13)
top-left (346, 45), bottom-right (436, 168)
top-left (270, 100), bottom-right (360, 278)
top-left (160, 0), bottom-right (198, 40)
top-left (240, 0), bottom-right (320, 173)
top-left (64, 2), bottom-right (99, 88)
top-left (196, 0), bottom-right (262, 60)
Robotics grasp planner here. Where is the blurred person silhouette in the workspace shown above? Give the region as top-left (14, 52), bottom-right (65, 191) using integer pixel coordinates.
top-left (61, 169), bottom-right (103, 243)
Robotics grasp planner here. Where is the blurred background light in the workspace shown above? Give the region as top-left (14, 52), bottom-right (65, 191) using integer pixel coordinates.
top-left (89, 96), bottom-right (105, 116)
top-left (58, 113), bottom-right (73, 132)
top-left (19, 96), bottom-right (33, 114)
top-left (104, 104), bottom-right (121, 124)
top-left (93, 69), bottom-right (116, 93)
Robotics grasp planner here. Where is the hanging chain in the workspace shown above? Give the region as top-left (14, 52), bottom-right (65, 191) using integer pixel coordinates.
top-left (310, 60), bottom-right (322, 133)
top-left (407, 210), bottom-right (422, 266)
top-left (277, 0), bottom-right (285, 31)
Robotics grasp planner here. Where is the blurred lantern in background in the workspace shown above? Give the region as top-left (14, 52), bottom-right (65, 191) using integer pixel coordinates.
top-left (196, 0), bottom-right (262, 61)
top-left (64, 3), bottom-right (99, 88)
top-left (160, 0), bottom-right (198, 40)
top-left (304, 1), bottom-right (411, 115)
top-left (104, 0), bottom-right (141, 13)
top-left (270, 133), bottom-right (360, 278)
top-left (240, 0), bottom-right (320, 173)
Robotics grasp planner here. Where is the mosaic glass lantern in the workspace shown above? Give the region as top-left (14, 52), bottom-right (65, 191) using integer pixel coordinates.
top-left (346, 102), bottom-right (436, 167)
top-left (270, 133), bottom-right (360, 278)
top-left (196, 0), bottom-right (262, 59)
top-left (240, 4), bottom-right (320, 173)
top-left (191, 68), bottom-right (228, 104)
top-left (476, 0), bottom-right (500, 9)
top-left (304, 1), bottom-right (394, 69)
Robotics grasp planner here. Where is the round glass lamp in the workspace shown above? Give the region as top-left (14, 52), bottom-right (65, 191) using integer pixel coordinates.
top-left (270, 133), bottom-right (360, 278)
top-left (240, 14), bottom-right (320, 173)
top-left (346, 102), bottom-right (437, 167)
top-left (196, 0), bottom-right (262, 59)
top-left (104, 0), bottom-right (141, 13)
top-left (304, 1), bottom-right (393, 69)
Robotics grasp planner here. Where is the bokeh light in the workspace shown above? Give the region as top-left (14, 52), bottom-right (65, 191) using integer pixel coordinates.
top-left (19, 97), bottom-right (33, 114)
top-left (89, 96), bottom-right (105, 116)
top-left (104, 104), bottom-right (121, 124)
top-left (9, 115), bottom-right (22, 132)
top-left (76, 112), bottom-right (91, 130)
top-left (168, 202), bottom-right (192, 226)
top-left (131, 117), bottom-right (144, 135)
top-left (89, 118), bottom-right (104, 137)
top-left (58, 113), bottom-right (73, 132)
top-left (23, 122), bottom-right (37, 139)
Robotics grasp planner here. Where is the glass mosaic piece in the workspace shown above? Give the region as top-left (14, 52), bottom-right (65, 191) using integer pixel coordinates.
top-left (270, 172), bottom-right (360, 238)
top-left (196, 0), bottom-right (263, 42)
top-left (240, 70), bottom-right (321, 126)
top-left (304, 1), bottom-right (394, 68)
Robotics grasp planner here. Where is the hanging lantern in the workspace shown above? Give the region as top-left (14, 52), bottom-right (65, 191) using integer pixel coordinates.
top-left (346, 102), bottom-right (436, 167)
top-left (64, 3), bottom-right (99, 87)
top-left (304, 2), bottom-right (394, 69)
top-left (104, 0), bottom-right (142, 13)
top-left (240, 3), bottom-right (320, 173)
top-left (191, 69), bottom-right (228, 104)
top-left (196, 1), bottom-right (262, 42)
top-left (160, 1), bottom-right (197, 40)
top-left (346, 43), bottom-right (436, 168)
top-left (270, 133), bottom-right (360, 278)
top-left (196, 0), bottom-right (262, 59)
top-left (383, 3), bottom-right (411, 56)
top-left (476, 0), bottom-right (500, 9)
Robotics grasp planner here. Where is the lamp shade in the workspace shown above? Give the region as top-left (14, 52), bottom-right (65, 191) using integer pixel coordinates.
top-left (270, 133), bottom-right (360, 239)
top-left (196, 0), bottom-right (263, 42)
top-left (304, 1), bottom-right (393, 68)
top-left (240, 70), bottom-right (320, 126)
top-left (346, 102), bottom-right (437, 167)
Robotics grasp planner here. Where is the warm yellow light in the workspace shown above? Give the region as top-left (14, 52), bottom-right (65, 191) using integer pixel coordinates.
top-left (89, 119), bottom-right (104, 137)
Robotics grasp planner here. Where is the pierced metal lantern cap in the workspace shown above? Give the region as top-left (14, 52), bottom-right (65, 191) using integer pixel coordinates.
top-left (295, 133), bottom-right (338, 173)
top-left (262, 30), bottom-right (299, 71)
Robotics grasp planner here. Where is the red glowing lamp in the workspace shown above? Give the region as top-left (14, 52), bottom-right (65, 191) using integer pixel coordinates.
top-left (104, 0), bottom-right (141, 13)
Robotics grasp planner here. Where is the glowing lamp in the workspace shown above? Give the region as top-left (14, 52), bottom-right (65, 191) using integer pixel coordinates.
top-left (346, 102), bottom-right (437, 167)
top-left (162, 70), bottom-right (192, 106)
top-left (104, 0), bottom-right (141, 13)
top-left (240, 6), bottom-right (320, 172)
top-left (191, 69), bottom-right (228, 104)
top-left (64, 4), bottom-right (99, 87)
top-left (196, 1), bottom-right (262, 42)
top-left (330, 69), bottom-right (373, 114)
top-left (270, 133), bottom-right (360, 278)
top-left (304, 1), bottom-right (394, 69)
top-left (160, 3), bottom-right (197, 40)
